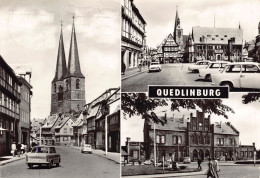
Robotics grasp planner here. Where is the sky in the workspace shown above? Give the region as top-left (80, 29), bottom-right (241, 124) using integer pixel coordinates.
top-left (121, 92), bottom-right (260, 149)
top-left (0, 0), bottom-right (120, 119)
top-left (134, 0), bottom-right (260, 48)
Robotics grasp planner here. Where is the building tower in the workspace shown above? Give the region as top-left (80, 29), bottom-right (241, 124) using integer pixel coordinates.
top-left (51, 18), bottom-right (86, 115)
top-left (51, 22), bottom-right (67, 115)
top-left (173, 6), bottom-right (183, 48)
top-left (63, 17), bottom-right (86, 114)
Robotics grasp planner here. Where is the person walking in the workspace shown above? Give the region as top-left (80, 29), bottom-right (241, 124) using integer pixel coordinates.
top-left (17, 142), bottom-right (21, 157)
top-left (206, 158), bottom-right (216, 178)
top-left (212, 157), bottom-right (220, 178)
top-left (197, 157), bottom-right (202, 170)
top-left (11, 142), bottom-right (16, 157)
top-left (122, 61), bottom-right (126, 75)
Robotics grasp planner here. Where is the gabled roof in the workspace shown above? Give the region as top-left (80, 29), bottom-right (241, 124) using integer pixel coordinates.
top-left (214, 122), bottom-right (239, 135)
top-left (192, 26), bottom-right (243, 45)
top-left (148, 116), bottom-right (187, 131)
top-left (55, 116), bottom-right (73, 129)
top-left (42, 115), bottom-right (59, 129)
top-left (163, 34), bottom-right (178, 47)
top-left (72, 113), bottom-right (83, 127)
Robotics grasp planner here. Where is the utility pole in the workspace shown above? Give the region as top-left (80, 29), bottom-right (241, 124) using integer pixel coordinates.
top-left (105, 115), bottom-right (108, 156)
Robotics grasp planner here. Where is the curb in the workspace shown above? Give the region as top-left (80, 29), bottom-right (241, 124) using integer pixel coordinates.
top-left (69, 146), bottom-right (120, 164)
top-left (121, 69), bottom-right (148, 81)
top-left (122, 172), bottom-right (204, 178)
top-left (0, 156), bottom-right (25, 166)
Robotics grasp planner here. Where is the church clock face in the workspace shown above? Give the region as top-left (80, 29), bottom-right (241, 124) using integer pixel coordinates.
top-left (178, 30), bottom-right (181, 38)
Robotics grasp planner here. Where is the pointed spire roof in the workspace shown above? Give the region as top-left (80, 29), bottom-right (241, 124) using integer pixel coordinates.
top-left (173, 6), bottom-right (180, 41)
top-left (53, 22), bottom-right (67, 82)
top-left (65, 16), bottom-right (85, 78)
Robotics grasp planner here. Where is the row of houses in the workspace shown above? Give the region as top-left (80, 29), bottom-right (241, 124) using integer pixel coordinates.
top-left (0, 55), bottom-right (32, 156)
top-left (123, 110), bottom-right (256, 163)
top-left (31, 87), bottom-right (120, 153)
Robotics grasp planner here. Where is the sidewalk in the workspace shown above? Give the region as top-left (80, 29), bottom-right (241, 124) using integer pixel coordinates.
top-left (0, 154), bottom-right (26, 166)
top-left (69, 146), bottom-right (120, 164)
top-left (122, 67), bottom-right (148, 81)
top-left (122, 171), bottom-right (204, 178)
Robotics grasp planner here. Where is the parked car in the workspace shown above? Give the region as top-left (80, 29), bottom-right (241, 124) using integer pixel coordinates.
top-left (81, 144), bottom-right (92, 154)
top-left (183, 157), bottom-right (191, 164)
top-left (26, 146), bottom-right (60, 169)
top-left (199, 61), bottom-right (230, 81)
top-left (188, 60), bottom-right (210, 73)
top-left (149, 62), bottom-right (162, 72)
top-left (144, 159), bottom-right (153, 165)
top-left (211, 62), bottom-right (260, 90)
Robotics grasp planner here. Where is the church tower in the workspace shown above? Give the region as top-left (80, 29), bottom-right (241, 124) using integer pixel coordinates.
top-left (51, 23), bottom-right (67, 115)
top-left (173, 7), bottom-right (183, 49)
top-left (50, 18), bottom-right (86, 115)
top-left (63, 17), bottom-right (86, 114)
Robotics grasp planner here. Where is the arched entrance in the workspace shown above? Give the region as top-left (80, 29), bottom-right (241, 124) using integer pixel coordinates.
top-left (193, 149), bottom-right (198, 160)
top-left (205, 149), bottom-right (210, 159)
top-left (199, 149), bottom-right (204, 160)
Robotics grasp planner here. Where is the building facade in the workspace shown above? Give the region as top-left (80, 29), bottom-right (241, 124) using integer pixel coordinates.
top-left (143, 110), bottom-right (255, 162)
top-left (0, 56), bottom-right (22, 156)
top-left (191, 26), bottom-right (243, 62)
top-left (18, 77), bottom-right (32, 149)
top-left (121, 0), bottom-right (147, 70)
top-left (51, 20), bottom-right (86, 115)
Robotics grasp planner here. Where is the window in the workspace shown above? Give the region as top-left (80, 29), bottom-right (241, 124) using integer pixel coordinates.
top-left (76, 79), bottom-right (80, 89)
top-left (156, 135), bottom-right (165, 144)
top-left (50, 147), bottom-right (56, 153)
top-left (242, 65), bottom-right (260, 73)
top-left (132, 150), bottom-right (138, 159)
top-left (70, 128), bottom-right (73, 133)
top-left (64, 128), bottom-right (67, 133)
top-left (225, 65), bottom-right (241, 73)
top-left (63, 136), bottom-right (68, 141)
top-left (218, 138), bottom-right (224, 145)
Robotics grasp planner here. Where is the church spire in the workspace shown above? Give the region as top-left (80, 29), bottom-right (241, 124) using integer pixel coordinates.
top-left (66, 16), bottom-right (84, 78)
top-left (53, 21), bottom-right (67, 82)
top-left (239, 21), bottom-right (241, 29)
top-left (173, 6), bottom-right (180, 41)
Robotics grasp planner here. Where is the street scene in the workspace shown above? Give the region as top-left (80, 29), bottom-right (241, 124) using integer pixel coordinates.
top-left (0, 0), bottom-right (120, 177)
top-left (121, 0), bottom-right (260, 92)
top-left (1, 146), bottom-right (119, 178)
top-left (121, 92), bottom-right (260, 177)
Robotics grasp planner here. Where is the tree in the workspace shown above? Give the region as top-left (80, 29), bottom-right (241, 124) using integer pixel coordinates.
top-left (242, 93), bottom-right (260, 104)
top-left (122, 93), bottom-right (234, 123)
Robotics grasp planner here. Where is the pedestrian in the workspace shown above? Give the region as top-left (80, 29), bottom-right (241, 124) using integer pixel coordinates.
top-left (197, 157), bottom-right (202, 170)
top-left (138, 62), bottom-right (142, 72)
top-left (122, 61), bottom-right (126, 75)
top-left (11, 142), bottom-right (16, 157)
top-left (21, 143), bottom-right (25, 154)
top-left (17, 142), bottom-right (21, 157)
top-left (206, 158), bottom-right (216, 178)
top-left (212, 157), bottom-right (220, 178)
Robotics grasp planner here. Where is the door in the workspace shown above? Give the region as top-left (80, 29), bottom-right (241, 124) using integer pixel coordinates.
top-left (240, 64), bottom-right (260, 89)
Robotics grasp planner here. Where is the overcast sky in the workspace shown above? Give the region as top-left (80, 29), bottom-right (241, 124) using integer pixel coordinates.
top-left (134, 0), bottom-right (260, 48)
top-left (0, 0), bottom-right (120, 119)
top-left (121, 93), bottom-right (260, 149)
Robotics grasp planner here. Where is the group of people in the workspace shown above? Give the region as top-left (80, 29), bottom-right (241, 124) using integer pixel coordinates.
top-left (197, 157), bottom-right (220, 178)
top-left (11, 142), bottom-right (27, 157)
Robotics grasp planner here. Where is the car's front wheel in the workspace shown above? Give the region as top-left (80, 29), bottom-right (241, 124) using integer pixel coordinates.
top-left (48, 160), bottom-right (54, 169)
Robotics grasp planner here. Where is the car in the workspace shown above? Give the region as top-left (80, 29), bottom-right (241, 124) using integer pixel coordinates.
top-left (211, 62), bottom-right (260, 90)
top-left (81, 144), bottom-right (92, 154)
top-left (199, 61), bottom-right (230, 81)
top-left (188, 60), bottom-right (210, 73)
top-left (183, 157), bottom-right (191, 164)
top-left (143, 159), bottom-right (153, 165)
top-left (149, 62), bottom-right (162, 72)
top-left (26, 146), bottom-right (60, 169)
